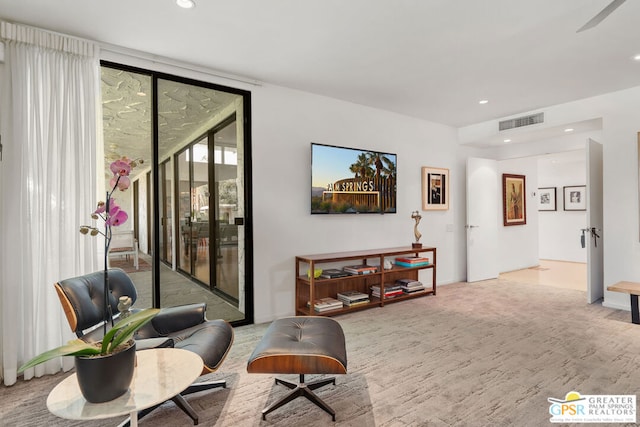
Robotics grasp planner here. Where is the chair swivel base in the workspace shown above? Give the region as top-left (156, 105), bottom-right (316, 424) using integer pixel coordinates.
top-left (262, 374), bottom-right (337, 421)
top-left (119, 379), bottom-right (227, 427)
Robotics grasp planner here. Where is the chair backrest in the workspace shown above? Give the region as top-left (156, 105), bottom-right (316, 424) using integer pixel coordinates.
top-left (54, 268), bottom-right (138, 337)
top-left (110, 230), bottom-right (136, 251)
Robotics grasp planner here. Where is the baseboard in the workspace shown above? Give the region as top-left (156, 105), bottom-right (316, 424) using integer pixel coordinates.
top-left (603, 300), bottom-right (629, 312)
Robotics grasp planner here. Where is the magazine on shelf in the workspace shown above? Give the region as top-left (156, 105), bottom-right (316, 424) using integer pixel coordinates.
top-left (371, 289), bottom-right (404, 298)
top-left (342, 264), bottom-right (377, 275)
top-left (395, 278), bottom-right (422, 286)
top-left (319, 268), bottom-right (350, 279)
top-left (371, 283), bottom-right (402, 292)
top-left (395, 261), bottom-right (430, 268)
top-left (337, 290), bottom-right (370, 304)
top-left (403, 288), bottom-right (427, 294)
top-left (307, 297), bottom-right (344, 312)
top-left (395, 256), bottom-right (430, 263)
top-left (343, 298), bottom-right (370, 307)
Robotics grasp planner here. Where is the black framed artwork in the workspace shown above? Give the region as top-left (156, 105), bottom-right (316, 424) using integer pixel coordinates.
top-left (563, 185), bottom-right (586, 211)
top-left (538, 187), bottom-right (557, 211)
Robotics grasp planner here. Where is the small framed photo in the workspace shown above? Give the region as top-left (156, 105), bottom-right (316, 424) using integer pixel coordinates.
top-left (502, 173), bottom-right (526, 226)
top-left (563, 185), bottom-right (586, 211)
top-left (538, 187), bottom-right (557, 211)
top-left (421, 166), bottom-right (449, 211)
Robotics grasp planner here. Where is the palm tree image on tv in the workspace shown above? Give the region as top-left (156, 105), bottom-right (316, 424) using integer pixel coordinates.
top-left (311, 144), bottom-right (397, 214)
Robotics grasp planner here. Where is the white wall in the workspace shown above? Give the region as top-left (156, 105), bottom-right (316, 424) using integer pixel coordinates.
top-left (252, 84), bottom-right (467, 322)
top-left (497, 157), bottom-right (539, 273)
top-left (537, 150), bottom-right (587, 263)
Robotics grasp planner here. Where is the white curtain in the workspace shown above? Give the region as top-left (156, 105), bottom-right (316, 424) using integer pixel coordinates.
top-left (0, 22), bottom-right (100, 385)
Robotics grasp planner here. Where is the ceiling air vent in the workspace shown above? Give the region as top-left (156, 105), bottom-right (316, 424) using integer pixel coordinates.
top-left (499, 112), bottom-right (544, 131)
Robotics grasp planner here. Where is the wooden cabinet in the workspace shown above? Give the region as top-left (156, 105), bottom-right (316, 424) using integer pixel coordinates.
top-left (295, 246), bottom-right (436, 316)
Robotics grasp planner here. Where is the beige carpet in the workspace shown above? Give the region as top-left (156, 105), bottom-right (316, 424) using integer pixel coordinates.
top-left (1, 279), bottom-right (638, 426)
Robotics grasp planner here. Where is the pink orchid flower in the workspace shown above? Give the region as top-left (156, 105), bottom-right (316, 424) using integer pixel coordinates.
top-left (110, 175), bottom-right (130, 191)
top-left (105, 206), bottom-right (128, 226)
top-left (110, 159), bottom-right (132, 177)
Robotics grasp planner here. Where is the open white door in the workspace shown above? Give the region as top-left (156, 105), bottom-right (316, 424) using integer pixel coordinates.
top-left (466, 158), bottom-right (500, 282)
top-left (587, 139), bottom-right (604, 303)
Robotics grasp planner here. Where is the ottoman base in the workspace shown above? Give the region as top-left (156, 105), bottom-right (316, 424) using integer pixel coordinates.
top-left (263, 374), bottom-right (337, 421)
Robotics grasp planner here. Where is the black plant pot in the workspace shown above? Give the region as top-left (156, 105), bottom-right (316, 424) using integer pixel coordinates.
top-left (75, 341), bottom-right (136, 403)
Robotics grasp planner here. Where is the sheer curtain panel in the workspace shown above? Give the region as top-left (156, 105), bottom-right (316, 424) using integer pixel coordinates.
top-left (0, 22), bottom-right (100, 385)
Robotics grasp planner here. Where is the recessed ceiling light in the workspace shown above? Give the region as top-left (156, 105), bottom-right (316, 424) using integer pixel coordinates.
top-left (176, 0), bottom-right (195, 9)
top-left (503, 139), bottom-right (511, 143)
top-left (479, 100), bottom-right (489, 105)
top-left (136, 91), bottom-right (146, 97)
top-left (564, 128), bottom-right (574, 132)
top-left (633, 54), bottom-right (640, 61)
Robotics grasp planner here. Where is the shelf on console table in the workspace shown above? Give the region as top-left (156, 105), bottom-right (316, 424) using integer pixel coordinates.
top-left (295, 246), bottom-right (436, 316)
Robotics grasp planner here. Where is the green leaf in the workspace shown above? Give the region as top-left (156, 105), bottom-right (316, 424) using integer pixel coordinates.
top-left (18, 339), bottom-right (100, 372)
top-left (18, 308), bottom-right (159, 372)
top-left (101, 308), bottom-right (160, 354)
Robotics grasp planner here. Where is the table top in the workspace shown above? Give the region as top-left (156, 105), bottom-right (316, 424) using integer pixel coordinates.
top-left (607, 281), bottom-right (640, 295)
top-left (47, 348), bottom-right (203, 421)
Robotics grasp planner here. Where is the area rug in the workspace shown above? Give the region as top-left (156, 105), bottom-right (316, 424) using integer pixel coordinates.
top-left (109, 257), bottom-right (152, 273)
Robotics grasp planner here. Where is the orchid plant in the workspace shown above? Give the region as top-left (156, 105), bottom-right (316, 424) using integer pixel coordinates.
top-left (79, 157), bottom-right (143, 331)
top-left (79, 157), bottom-right (142, 242)
top-left (17, 157), bottom-right (158, 373)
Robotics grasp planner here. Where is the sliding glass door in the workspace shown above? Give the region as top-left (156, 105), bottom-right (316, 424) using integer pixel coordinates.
top-left (100, 62), bottom-right (252, 325)
top-left (175, 137), bottom-right (210, 286)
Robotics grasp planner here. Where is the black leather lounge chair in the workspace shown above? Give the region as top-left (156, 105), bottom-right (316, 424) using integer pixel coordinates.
top-left (54, 268), bottom-right (234, 425)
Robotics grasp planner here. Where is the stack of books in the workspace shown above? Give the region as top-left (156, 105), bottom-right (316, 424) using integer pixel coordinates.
top-left (395, 278), bottom-right (426, 294)
top-left (337, 290), bottom-right (370, 307)
top-left (343, 264), bottom-right (378, 275)
top-left (307, 297), bottom-right (344, 313)
top-left (371, 283), bottom-right (403, 299)
top-left (319, 268), bottom-right (350, 279)
top-left (394, 256), bottom-right (430, 268)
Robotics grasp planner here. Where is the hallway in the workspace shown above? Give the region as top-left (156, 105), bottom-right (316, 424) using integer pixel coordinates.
top-left (499, 259), bottom-right (586, 292)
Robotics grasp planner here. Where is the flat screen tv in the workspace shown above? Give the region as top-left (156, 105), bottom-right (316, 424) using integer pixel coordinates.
top-left (311, 143), bottom-right (397, 214)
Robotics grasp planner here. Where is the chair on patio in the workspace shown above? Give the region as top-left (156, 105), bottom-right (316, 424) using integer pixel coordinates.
top-left (54, 268), bottom-right (234, 425)
top-left (108, 230), bottom-right (139, 270)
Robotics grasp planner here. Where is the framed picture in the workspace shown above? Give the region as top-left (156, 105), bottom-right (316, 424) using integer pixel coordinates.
top-left (563, 185), bottom-right (586, 211)
top-left (502, 174), bottom-right (526, 226)
top-left (421, 167), bottom-right (449, 210)
top-left (538, 187), bottom-right (557, 211)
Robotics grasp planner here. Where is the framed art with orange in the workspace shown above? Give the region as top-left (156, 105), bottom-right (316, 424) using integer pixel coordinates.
top-left (502, 173), bottom-right (526, 226)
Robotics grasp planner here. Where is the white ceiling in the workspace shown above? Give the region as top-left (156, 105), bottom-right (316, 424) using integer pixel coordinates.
top-left (1, 0), bottom-right (640, 129)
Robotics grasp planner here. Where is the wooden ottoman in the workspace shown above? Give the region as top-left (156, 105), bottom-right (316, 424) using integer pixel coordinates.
top-left (247, 316), bottom-right (347, 421)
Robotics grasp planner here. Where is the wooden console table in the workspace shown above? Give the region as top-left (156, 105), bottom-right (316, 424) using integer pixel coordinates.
top-left (607, 281), bottom-right (640, 324)
top-left (295, 246), bottom-right (436, 316)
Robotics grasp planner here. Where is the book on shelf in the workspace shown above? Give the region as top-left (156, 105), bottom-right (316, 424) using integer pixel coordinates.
top-left (395, 256), bottom-right (430, 263)
top-left (307, 297), bottom-right (344, 312)
top-left (395, 261), bottom-right (430, 268)
top-left (342, 298), bottom-right (370, 307)
top-left (395, 278), bottom-right (422, 286)
top-left (342, 264), bottom-right (378, 275)
top-left (337, 290), bottom-right (370, 304)
top-left (371, 289), bottom-right (403, 298)
top-left (319, 268), bottom-right (350, 279)
top-left (403, 288), bottom-right (427, 294)
top-left (371, 283), bottom-right (402, 293)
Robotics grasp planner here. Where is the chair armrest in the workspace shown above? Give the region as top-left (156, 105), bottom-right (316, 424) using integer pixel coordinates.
top-left (147, 303), bottom-right (207, 336)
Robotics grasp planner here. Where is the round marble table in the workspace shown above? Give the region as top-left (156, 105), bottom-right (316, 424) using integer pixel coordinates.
top-left (47, 348), bottom-right (203, 426)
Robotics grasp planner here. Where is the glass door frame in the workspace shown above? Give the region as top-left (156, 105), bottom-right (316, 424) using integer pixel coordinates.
top-left (100, 60), bottom-right (254, 327)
